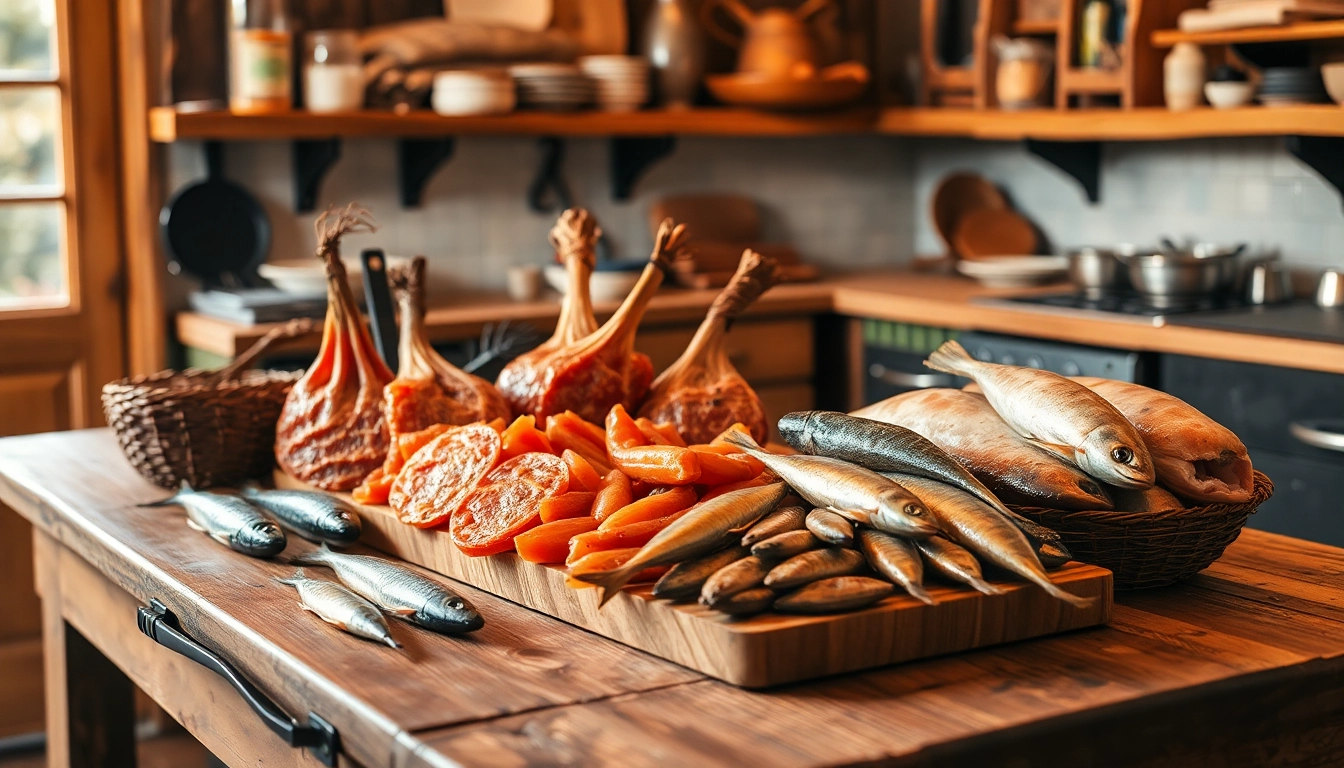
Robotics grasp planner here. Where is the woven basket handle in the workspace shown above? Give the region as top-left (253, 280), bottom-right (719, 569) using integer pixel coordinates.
top-left (210, 318), bottom-right (317, 384)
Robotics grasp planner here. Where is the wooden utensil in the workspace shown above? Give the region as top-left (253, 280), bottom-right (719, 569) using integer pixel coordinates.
top-left (930, 173), bottom-right (1008, 260)
top-left (952, 208), bottom-right (1038, 260)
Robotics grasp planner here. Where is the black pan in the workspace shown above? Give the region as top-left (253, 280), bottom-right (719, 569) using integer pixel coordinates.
top-left (160, 141), bottom-right (271, 288)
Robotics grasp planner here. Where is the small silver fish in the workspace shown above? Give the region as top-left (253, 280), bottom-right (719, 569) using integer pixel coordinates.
top-left (718, 427), bottom-right (940, 539)
top-left (652, 546), bottom-right (750, 601)
top-left (751, 529), bottom-right (821, 562)
top-left (915, 536), bottom-right (1003, 596)
top-left (805, 508), bottom-right (854, 547)
top-left (293, 544), bottom-right (484, 634)
top-left (888, 472), bottom-right (1091, 608)
top-left (141, 483), bottom-right (285, 558)
top-left (241, 486), bottom-right (362, 546)
top-left (576, 482), bottom-right (789, 607)
top-left (925, 341), bottom-right (1154, 489)
top-left (699, 556), bottom-right (770, 606)
top-left (763, 548), bottom-right (866, 590)
top-left (774, 576), bottom-right (894, 614)
top-left (857, 529), bottom-right (934, 605)
top-left (741, 506), bottom-right (807, 548)
top-left (275, 569), bottom-right (398, 648)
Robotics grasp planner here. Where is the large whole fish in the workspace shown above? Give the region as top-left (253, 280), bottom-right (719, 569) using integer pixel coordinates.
top-left (924, 341), bottom-right (1154, 489)
top-left (241, 486), bottom-right (362, 546)
top-left (141, 483), bottom-right (286, 558)
top-left (856, 389), bottom-right (1114, 511)
top-left (293, 544), bottom-right (484, 634)
top-left (780, 410), bottom-right (1071, 562)
top-left (576, 482), bottom-right (788, 607)
top-left (1072, 377), bottom-right (1254, 503)
top-left (885, 472), bottom-right (1092, 609)
top-left (857, 529), bottom-right (934, 605)
top-left (718, 427), bottom-right (940, 538)
top-left (276, 569), bottom-right (399, 648)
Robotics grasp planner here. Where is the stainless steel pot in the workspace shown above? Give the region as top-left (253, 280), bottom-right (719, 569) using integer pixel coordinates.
top-left (1118, 244), bottom-right (1244, 309)
top-left (1067, 247), bottom-right (1129, 299)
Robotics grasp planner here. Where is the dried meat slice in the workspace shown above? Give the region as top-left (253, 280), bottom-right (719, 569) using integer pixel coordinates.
top-left (389, 424), bottom-right (501, 528)
top-left (484, 452), bottom-right (569, 497)
top-left (451, 479), bottom-right (549, 556)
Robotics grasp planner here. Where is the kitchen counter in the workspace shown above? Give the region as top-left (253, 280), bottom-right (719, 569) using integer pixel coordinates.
top-left (7, 429), bottom-right (1344, 767)
top-left (177, 271), bottom-right (1344, 375)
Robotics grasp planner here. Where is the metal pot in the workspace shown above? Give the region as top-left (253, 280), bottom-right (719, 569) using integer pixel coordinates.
top-left (1119, 245), bottom-right (1243, 308)
top-left (1067, 247), bottom-right (1130, 299)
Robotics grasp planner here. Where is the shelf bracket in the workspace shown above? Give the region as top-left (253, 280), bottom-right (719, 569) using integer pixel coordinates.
top-left (398, 138), bottom-right (457, 208)
top-left (610, 136), bottom-right (676, 201)
top-left (1025, 139), bottom-right (1102, 204)
top-left (1285, 135), bottom-right (1344, 212)
top-left (293, 139), bottom-right (341, 213)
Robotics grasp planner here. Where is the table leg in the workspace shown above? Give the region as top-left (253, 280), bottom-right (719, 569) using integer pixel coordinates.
top-left (35, 531), bottom-right (137, 768)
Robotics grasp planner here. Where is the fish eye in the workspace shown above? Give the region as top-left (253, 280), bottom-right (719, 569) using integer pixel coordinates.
top-left (1112, 446), bottom-right (1134, 464)
top-left (904, 504), bottom-right (924, 517)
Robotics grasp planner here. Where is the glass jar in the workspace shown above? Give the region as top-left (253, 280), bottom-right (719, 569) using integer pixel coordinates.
top-left (993, 36), bottom-right (1054, 109)
top-left (304, 30), bottom-right (363, 113)
top-left (228, 0), bottom-right (293, 113)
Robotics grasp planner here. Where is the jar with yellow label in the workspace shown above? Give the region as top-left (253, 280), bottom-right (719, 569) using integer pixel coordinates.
top-left (229, 0), bottom-right (293, 113)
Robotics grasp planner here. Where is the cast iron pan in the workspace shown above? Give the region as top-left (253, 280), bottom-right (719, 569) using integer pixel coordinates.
top-left (160, 141), bottom-right (271, 288)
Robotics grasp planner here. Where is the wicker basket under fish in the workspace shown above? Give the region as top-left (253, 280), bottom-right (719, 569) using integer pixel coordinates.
top-left (1011, 471), bottom-right (1274, 590)
top-left (101, 320), bottom-right (312, 490)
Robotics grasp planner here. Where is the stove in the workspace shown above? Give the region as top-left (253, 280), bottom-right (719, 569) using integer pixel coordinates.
top-left (977, 291), bottom-right (1250, 326)
top-left (1168, 302), bottom-right (1344, 344)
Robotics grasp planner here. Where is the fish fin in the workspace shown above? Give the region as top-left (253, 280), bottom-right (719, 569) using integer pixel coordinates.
top-left (319, 616), bottom-right (349, 630)
top-left (383, 635), bottom-right (401, 649)
top-left (1040, 581), bottom-right (1095, 610)
top-left (572, 564), bottom-right (639, 608)
top-left (184, 517), bottom-right (206, 533)
top-left (969, 578), bottom-right (1006, 596)
top-left (274, 568), bottom-right (305, 586)
top-left (386, 606), bottom-right (417, 616)
top-left (717, 425), bottom-right (762, 455)
top-left (1030, 440), bottom-right (1075, 461)
top-left (830, 506), bottom-right (874, 527)
top-left (209, 531), bottom-right (232, 546)
top-left (923, 340), bottom-right (978, 378)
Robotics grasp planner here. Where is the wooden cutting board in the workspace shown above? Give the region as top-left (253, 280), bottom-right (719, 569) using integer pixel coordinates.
top-left (277, 473), bottom-right (1113, 688)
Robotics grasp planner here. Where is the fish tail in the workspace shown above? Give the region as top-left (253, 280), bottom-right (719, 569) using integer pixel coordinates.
top-left (382, 634), bottom-right (401, 649)
top-left (717, 425), bottom-right (761, 453)
top-left (924, 340), bottom-right (978, 378)
top-left (1032, 575), bottom-right (1095, 609)
top-left (572, 564), bottom-right (639, 608)
top-left (138, 480), bottom-right (192, 508)
top-left (274, 568), bottom-right (305, 586)
top-left (290, 542), bottom-right (333, 567)
top-left (968, 577), bottom-right (1006, 596)
top-left (907, 584), bottom-right (936, 606)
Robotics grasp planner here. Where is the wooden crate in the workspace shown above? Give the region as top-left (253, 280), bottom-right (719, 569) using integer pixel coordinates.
top-left (281, 475), bottom-right (1114, 688)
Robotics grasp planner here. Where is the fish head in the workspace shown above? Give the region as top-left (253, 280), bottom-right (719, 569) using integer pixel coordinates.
top-left (775, 411), bottom-right (817, 452)
top-left (1077, 425), bottom-right (1154, 489)
top-left (317, 509), bottom-right (363, 544)
top-left (420, 592), bottom-right (485, 634)
top-left (234, 520), bottom-right (287, 557)
top-left (874, 490), bottom-right (943, 537)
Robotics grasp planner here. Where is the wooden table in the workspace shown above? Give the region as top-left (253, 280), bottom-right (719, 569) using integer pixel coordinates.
top-left (4, 430), bottom-right (1344, 767)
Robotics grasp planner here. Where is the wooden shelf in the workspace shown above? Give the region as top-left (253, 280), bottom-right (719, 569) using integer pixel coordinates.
top-left (1059, 69), bottom-right (1127, 95)
top-left (877, 106), bottom-right (1344, 140)
top-left (1013, 18), bottom-right (1060, 35)
top-left (147, 107), bottom-right (878, 142)
top-left (1152, 19), bottom-right (1344, 47)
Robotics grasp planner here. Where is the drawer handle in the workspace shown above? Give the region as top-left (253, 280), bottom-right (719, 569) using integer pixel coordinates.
top-left (137, 599), bottom-right (339, 766)
top-left (1289, 420), bottom-right (1344, 453)
top-left (868, 364), bottom-right (955, 390)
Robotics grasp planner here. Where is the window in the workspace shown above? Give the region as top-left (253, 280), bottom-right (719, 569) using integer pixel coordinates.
top-left (0, 0), bottom-right (66, 309)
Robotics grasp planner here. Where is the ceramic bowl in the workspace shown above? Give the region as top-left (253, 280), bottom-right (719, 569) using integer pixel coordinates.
top-left (1204, 81), bottom-right (1254, 110)
top-left (432, 71), bottom-right (516, 115)
top-left (1324, 63), bottom-right (1344, 105)
top-left (543, 264), bottom-right (644, 302)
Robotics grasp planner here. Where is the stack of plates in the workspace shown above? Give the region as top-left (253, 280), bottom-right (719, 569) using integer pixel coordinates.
top-left (509, 64), bottom-right (595, 111)
top-left (578, 55), bottom-right (650, 112)
top-left (1259, 67), bottom-right (1330, 106)
top-left (955, 255), bottom-right (1069, 288)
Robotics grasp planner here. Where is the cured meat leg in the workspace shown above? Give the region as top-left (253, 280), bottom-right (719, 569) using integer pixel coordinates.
top-left (639, 249), bottom-right (779, 444)
top-left (496, 208), bottom-right (600, 414)
top-left (276, 205), bottom-right (394, 490)
top-left (500, 218), bottom-right (688, 423)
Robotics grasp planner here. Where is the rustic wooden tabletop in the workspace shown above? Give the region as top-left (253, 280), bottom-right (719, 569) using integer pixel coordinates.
top-left (2, 429), bottom-right (1342, 768)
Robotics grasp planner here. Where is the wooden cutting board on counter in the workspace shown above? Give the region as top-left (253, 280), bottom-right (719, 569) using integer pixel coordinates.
top-left (277, 473), bottom-right (1113, 688)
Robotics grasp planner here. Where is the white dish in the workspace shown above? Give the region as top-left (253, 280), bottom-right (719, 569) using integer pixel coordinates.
top-left (260, 256), bottom-right (410, 296)
top-left (433, 71), bottom-right (516, 115)
top-left (1205, 81), bottom-right (1254, 109)
top-left (543, 264), bottom-right (644, 302)
top-left (955, 256), bottom-right (1069, 288)
top-left (1324, 63), bottom-right (1344, 105)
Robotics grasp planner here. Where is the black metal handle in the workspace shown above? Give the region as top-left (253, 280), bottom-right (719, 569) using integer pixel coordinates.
top-left (137, 599), bottom-right (339, 766)
top-left (868, 364), bottom-right (957, 390)
top-left (361, 248), bottom-right (399, 372)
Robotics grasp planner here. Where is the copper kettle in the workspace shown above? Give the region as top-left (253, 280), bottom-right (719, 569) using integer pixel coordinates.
top-left (700, 0), bottom-right (833, 80)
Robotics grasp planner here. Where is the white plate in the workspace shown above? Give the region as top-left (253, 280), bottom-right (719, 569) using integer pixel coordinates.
top-left (956, 256), bottom-right (1068, 287)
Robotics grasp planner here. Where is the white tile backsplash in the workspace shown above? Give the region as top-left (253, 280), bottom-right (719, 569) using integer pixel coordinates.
top-left (910, 137), bottom-right (1344, 268)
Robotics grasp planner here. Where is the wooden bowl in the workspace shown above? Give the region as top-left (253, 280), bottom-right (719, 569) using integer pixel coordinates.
top-left (705, 72), bottom-right (867, 111)
top-left (930, 173), bottom-right (1007, 259)
top-left (953, 208), bottom-right (1038, 260)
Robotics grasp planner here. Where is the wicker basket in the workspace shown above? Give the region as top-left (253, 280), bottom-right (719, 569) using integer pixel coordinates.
top-left (1011, 471), bottom-right (1274, 590)
top-left (101, 320), bottom-right (311, 489)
